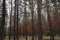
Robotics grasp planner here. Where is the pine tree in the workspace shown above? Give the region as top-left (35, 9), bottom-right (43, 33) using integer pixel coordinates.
top-left (37, 0), bottom-right (42, 40)
top-left (31, 0), bottom-right (35, 40)
top-left (0, 0), bottom-right (6, 40)
top-left (46, 0), bottom-right (54, 40)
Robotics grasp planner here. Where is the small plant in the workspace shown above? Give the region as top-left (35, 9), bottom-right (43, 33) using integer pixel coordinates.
top-left (44, 31), bottom-right (51, 36)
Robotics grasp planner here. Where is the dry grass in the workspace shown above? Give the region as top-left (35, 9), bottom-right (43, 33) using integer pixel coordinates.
top-left (4, 36), bottom-right (60, 40)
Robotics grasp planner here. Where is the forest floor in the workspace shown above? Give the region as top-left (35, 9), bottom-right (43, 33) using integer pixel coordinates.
top-left (4, 36), bottom-right (60, 40)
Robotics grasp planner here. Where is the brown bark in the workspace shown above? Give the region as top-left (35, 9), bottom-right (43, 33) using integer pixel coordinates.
top-left (14, 0), bottom-right (17, 40)
top-left (46, 0), bottom-right (54, 40)
top-left (37, 0), bottom-right (42, 40)
top-left (53, 0), bottom-right (60, 32)
top-left (31, 0), bottom-right (35, 40)
top-left (0, 0), bottom-right (6, 40)
top-left (23, 0), bottom-right (28, 40)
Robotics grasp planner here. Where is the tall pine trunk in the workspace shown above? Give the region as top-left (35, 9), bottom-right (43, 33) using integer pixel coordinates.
top-left (16, 0), bottom-right (19, 40)
top-left (37, 0), bottom-right (42, 40)
top-left (54, 0), bottom-right (60, 31)
top-left (14, 0), bottom-right (17, 40)
top-left (0, 0), bottom-right (6, 40)
top-left (24, 0), bottom-right (28, 40)
top-left (31, 0), bottom-right (34, 40)
top-left (46, 0), bottom-right (54, 40)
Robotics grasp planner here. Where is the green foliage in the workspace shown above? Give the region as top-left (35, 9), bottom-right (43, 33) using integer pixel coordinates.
top-left (55, 31), bottom-right (60, 36)
top-left (44, 29), bottom-right (60, 36)
top-left (44, 31), bottom-right (51, 36)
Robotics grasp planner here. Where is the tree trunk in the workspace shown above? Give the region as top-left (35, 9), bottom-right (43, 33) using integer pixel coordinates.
top-left (46, 0), bottom-right (54, 40)
top-left (9, 0), bottom-right (12, 40)
top-left (54, 0), bottom-right (60, 32)
top-left (0, 0), bottom-right (6, 40)
top-left (31, 0), bottom-right (35, 40)
top-left (37, 0), bottom-right (42, 40)
top-left (14, 0), bottom-right (17, 40)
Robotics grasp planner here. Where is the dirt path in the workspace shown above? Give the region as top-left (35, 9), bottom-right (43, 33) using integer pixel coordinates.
top-left (4, 36), bottom-right (60, 40)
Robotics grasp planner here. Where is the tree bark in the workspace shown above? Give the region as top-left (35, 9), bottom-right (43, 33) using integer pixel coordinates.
top-left (0, 0), bottom-right (6, 40)
top-left (9, 0), bottom-right (12, 40)
top-left (37, 0), bottom-right (42, 40)
top-left (54, 0), bottom-right (60, 32)
top-left (31, 0), bottom-right (35, 40)
top-left (23, 0), bottom-right (28, 40)
top-left (46, 0), bottom-right (54, 40)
